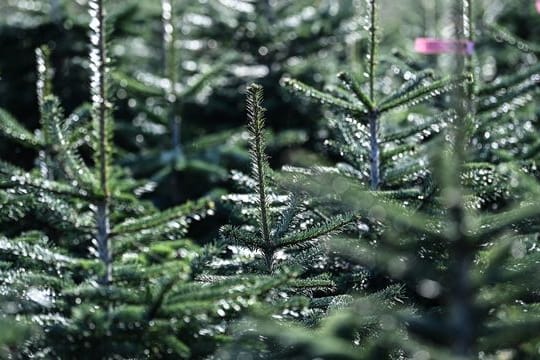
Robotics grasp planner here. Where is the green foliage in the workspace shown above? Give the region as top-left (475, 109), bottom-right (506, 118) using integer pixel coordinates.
top-left (282, 2), bottom-right (470, 193)
top-left (219, 84), bottom-right (354, 292)
top-left (271, 152), bottom-right (540, 358)
top-left (235, 1), bottom-right (540, 359)
top-left (0, 1), bottom-right (278, 358)
top-left (0, 314), bottom-right (32, 358)
top-left (0, 0), bottom-right (539, 359)
top-left (187, 0), bottom-right (355, 121)
top-left (110, 0), bottom-right (239, 197)
top-left (105, 0), bottom-right (352, 206)
top-left (0, 107), bottom-right (42, 147)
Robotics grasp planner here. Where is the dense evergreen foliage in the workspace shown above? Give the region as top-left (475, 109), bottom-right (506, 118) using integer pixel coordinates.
top-left (0, 0), bottom-right (538, 359)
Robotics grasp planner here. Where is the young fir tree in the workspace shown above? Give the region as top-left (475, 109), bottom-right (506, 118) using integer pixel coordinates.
top-left (110, 0), bottom-right (238, 194)
top-left (281, 0), bottom-right (469, 197)
top-left (472, 20), bottom-right (540, 165)
top-left (213, 84), bottom-right (393, 359)
top-left (459, 7), bottom-right (539, 213)
top-left (0, 1), bottom-right (283, 358)
top-left (0, 45), bottom-right (93, 184)
top-left (217, 83), bottom-right (355, 310)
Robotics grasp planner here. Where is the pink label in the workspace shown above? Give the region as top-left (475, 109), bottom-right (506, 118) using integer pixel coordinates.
top-left (414, 38), bottom-right (475, 55)
top-left (537, 0), bottom-right (540, 13)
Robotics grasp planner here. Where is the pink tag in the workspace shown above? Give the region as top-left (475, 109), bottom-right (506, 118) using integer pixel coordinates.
top-left (414, 37), bottom-right (474, 55)
top-left (537, 0), bottom-right (540, 13)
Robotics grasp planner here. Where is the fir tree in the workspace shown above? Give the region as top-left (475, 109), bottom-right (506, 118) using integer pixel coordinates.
top-left (0, 0), bottom-right (142, 156)
top-left (471, 17), bottom-right (540, 168)
top-left (215, 84), bottom-right (387, 359)
top-left (218, 83), bottom-right (355, 301)
top-left (282, 0), bottom-right (469, 197)
top-left (110, 0), bottom-right (238, 199)
top-left (272, 0), bottom-right (469, 306)
top-left (281, 0), bottom-right (539, 215)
